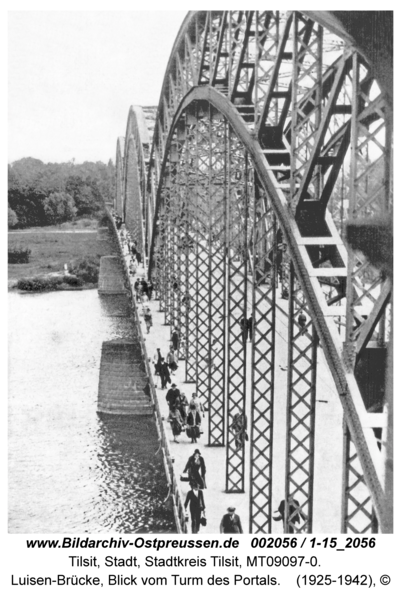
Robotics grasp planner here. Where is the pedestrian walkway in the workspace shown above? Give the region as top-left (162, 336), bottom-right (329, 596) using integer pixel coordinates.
top-left (113, 217), bottom-right (344, 534)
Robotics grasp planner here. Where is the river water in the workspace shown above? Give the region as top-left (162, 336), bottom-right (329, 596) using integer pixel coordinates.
top-left (8, 290), bottom-right (175, 534)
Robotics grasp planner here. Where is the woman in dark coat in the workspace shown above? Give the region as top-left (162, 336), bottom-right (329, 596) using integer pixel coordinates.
top-left (184, 449), bottom-right (206, 489)
top-left (184, 482), bottom-right (205, 534)
top-left (186, 403), bottom-right (201, 443)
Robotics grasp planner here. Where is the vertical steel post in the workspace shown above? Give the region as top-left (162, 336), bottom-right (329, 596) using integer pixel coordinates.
top-left (249, 181), bottom-right (276, 532)
top-left (284, 263), bottom-right (317, 533)
top-left (226, 135), bottom-right (248, 493)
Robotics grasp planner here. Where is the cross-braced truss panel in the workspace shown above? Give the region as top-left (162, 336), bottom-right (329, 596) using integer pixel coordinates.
top-left (124, 10), bottom-right (394, 533)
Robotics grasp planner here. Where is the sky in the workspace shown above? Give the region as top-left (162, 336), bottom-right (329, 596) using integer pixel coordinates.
top-left (8, 11), bottom-right (187, 164)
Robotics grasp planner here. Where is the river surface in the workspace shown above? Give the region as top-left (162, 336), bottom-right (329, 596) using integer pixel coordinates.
top-left (8, 290), bottom-right (175, 534)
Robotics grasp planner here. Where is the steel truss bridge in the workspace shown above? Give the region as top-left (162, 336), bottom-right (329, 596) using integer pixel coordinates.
top-left (114, 11), bottom-right (393, 533)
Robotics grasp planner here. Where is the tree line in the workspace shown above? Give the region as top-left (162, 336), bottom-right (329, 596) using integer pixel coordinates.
top-left (8, 157), bottom-right (115, 228)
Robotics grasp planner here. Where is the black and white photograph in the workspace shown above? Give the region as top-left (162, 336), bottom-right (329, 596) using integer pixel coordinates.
top-left (8, 8), bottom-right (393, 541)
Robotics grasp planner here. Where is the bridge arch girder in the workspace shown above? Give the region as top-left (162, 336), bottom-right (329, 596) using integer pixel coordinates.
top-left (129, 10), bottom-right (392, 533)
top-left (150, 84), bottom-right (387, 529)
top-left (115, 136), bottom-right (125, 216)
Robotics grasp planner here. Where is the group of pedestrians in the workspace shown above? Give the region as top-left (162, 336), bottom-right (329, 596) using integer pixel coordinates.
top-left (166, 384), bottom-right (205, 443)
top-left (182, 448), bottom-right (244, 534)
top-left (130, 239), bottom-right (142, 265)
top-left (134, 278), bottom-right (154, 303)
top-left (153, 342), bottom-right (179, 389)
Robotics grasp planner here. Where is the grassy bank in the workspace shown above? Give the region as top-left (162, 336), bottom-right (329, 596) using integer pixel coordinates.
top-left (8, 220), bottom-right (110, 289)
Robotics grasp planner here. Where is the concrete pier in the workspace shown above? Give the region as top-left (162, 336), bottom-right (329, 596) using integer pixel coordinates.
top-left (98, 256), bottom-right (126, 295)
top-left (97, 340), bottom-right (153, 415)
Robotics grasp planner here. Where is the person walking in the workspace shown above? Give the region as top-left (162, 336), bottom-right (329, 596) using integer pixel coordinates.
top-left (143, 307), bottom-right (153, 334)
top-left (171, 327), bottom-right (180, 352)
top-left (153, 348), bottom-right (163, 387)
top-left (166, 345), bottom-right (178, 374)
top-left (134, 278), bottom-right (140, 301)
top-left (166, 384), bottom-right (180, 411)
top-left (179, 392), bottom-right (189, 421)
top-left (129, 258), bottom-right (138, 277)
top-left (141, 278), bottom-right (148, 297)
top-left (230, 411), bottom-right (248, 450)
top-left (247, 315), bottom-right (253, 341)
top-left (137, 280), bottom-right (143, 302)
top-left (240, 316), bottom-right (247, 345)
top-left (273, 495), bottom-right (305, 533)
top-left (190, 392), bottom-right (205, 417)
top-left (147, 279), bottom-right (154, 300)
top-left (183, 449), bottom-right (206, 489)
top-left (298, 311), bottom-right (307, 335)
top-left (160, 358), bottom-right (171, 390)
top-left (186, 402), bottom-right (202, 443)
top-left (184, 482), bottom-right (205, 534)
top-left (220, 507), bottom-right (243, 533)
top-left (169, 401), bottom-right (184, 443)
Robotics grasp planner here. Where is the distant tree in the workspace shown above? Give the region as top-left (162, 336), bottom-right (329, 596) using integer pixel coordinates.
top-left (65, 175), bottom-right (103, 216)
top-left (8, 186), bottom-right (47, 228)
top-left (8, 158), bottom-right (116, 227)
top-left (8, 206), bottom-right (18, 228)
top-left (42, 192), bottom-right (77, 225)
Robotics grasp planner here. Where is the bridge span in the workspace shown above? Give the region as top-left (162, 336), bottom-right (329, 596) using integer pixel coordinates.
top-left (111, 11), bottom-right (392, 534)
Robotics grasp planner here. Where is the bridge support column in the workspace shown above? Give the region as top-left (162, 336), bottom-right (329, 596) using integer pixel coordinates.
top-left (284, 263), bottom-right (317, 533)
top-left (225, 140), bottom-right (250, 493)
top-left (341, 421), bottom-right (378, 533)
top-left (249, 181), bottom-right (277, 532)
top-left (207, 111), bottom-right (226, 447)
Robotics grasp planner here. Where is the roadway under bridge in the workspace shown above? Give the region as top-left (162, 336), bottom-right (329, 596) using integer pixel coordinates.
top-left (112, 11), bottom-right (393, 534)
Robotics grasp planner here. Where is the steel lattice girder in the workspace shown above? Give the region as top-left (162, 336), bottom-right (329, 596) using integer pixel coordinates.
top-left (123, 107), bottom-right (149, 266)
top-left (184, 114), bottom-right (200, 384)
top-left (225, 132), bottom-right (250, 493)
top-left (207, 111), bottom-right (227, 447)
top-left (115, 137), bottom-right (125, 216)
top-left (285, 263), bottom-right (317, 533)
top-left (148, 84), bottom-right (388, 528)
top-left (143, 11), bottom-right (392, 532)
top-left (341, 422), bottom-right (378, 533)
top-left (249, 180), bottom-right (277, 532)
top-left (192, 116), bottom-right (211, 403)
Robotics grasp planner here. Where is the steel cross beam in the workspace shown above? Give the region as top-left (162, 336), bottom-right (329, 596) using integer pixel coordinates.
top-left (253, 11), bottom-right (280, 126)
top-left (344, 53), bottom-right (391, 366)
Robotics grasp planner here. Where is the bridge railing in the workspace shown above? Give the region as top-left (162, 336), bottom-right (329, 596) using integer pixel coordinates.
top-left (105, 207), bottom-right (188, 534)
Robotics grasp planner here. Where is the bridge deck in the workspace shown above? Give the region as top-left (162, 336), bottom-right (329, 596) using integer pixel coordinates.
top-left (118, 229), bottom-right (344, 534)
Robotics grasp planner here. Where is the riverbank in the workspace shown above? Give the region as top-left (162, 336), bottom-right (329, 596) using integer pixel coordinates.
top-left (8, 220), bottom-right (110, 290)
